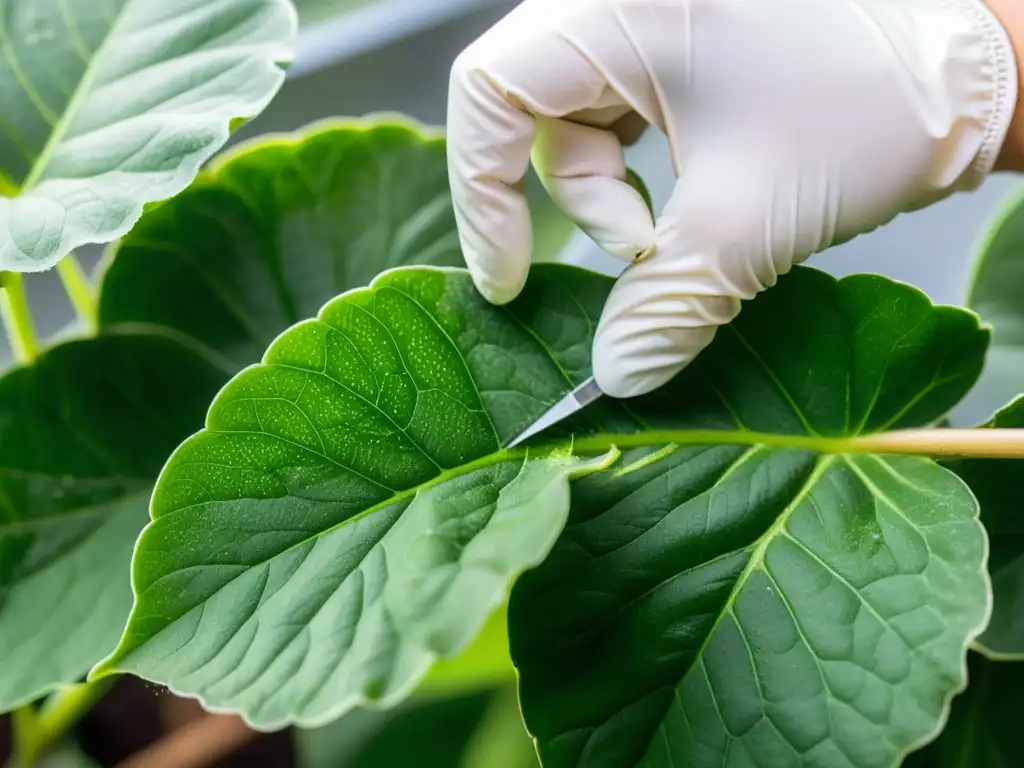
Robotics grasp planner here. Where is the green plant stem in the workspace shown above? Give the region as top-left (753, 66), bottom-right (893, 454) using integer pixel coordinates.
top-left (56, 253), bottom-right (97, 331)
top-left (11, 705), bottom-right (40, 768)
top-left (0, 272), bottom-right (37, 363)
top-left (9, 679), bottom-right (114, 766)
top-left (566, 427), bottom-right (1024, 460)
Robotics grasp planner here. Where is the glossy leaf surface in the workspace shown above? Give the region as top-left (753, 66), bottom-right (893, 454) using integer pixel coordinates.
top-left (0, 0), bottom-right (295, 271)
top-left (99, 263), bottom-right (990, 761)
top-left (947, 397), bottom-right (1024, 659)
top-left (0, 334), bottom-right (223, 711)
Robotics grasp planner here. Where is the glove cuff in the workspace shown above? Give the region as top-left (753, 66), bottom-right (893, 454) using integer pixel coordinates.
top-left (944, 0), bottom-right (1018, 186)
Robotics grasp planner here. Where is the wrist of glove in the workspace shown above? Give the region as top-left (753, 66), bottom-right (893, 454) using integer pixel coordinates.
top-left (447, 0), bottom-right (1020, 399)
top-left (987, 0), bottom-right (1024, 171)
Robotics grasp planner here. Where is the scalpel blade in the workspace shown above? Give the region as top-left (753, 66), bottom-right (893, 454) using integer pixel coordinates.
top-left (506, 377), bottom-right (603, 448)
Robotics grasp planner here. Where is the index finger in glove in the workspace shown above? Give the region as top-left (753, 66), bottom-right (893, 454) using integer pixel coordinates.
top-left (446, 2), bottom-right (619, 305)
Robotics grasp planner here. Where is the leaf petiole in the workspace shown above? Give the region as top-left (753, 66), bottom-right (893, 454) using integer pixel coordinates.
top-left (0, 272), bottom-right (37, 364)
top-left (37, 679), bottom-right (115, 751)
top-left (11, 704), bottom-right (40, 768)
top-left (569, 427), bottom-right (1024, 460)
top-left (56, 253), bottom-right (97, 332)
top-left (8, 679), bottom-right (115, 767)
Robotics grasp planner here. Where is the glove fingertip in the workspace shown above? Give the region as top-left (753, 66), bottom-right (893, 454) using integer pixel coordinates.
top-left (592, 332), bottom-right (695, 399)
top-left (456, 194), bottom-right (534, 306)
top-left (469, 267), bottom-right (528, 306)
top-left (592, 305), bottom-right (720, 399)
top-left (593, 356), bottom-right (677, 399)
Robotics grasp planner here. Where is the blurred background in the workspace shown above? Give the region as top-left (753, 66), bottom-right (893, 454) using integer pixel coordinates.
top-left (1, 0), bottom-right (1020, 764)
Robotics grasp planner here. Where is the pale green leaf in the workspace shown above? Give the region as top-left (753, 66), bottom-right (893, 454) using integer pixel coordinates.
top-left (0, 494), bottom-right (146, 711)
top-left (0, 0), bottom-right (296, 271)
top-left (0, 118), bottom-right (512, 713)
top-left (100, 450), bottom-right (613, 725)
top-left (94, 282), bottom-right (617, 726)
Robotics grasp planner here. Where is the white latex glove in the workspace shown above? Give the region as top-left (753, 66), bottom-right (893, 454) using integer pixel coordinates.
top-left (447, 0), bottom-right (1018, 398)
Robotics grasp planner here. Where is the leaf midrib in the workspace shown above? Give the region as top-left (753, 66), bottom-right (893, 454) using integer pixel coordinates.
top-left (14, 0), bottom-right (131, 192)
top-left (161, 424), bottom-right (926, 538)
top-left (150, 423), bottom-right (928, 633)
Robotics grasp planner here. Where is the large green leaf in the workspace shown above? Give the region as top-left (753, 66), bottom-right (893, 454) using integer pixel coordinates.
top-left (541, 266), bottom-right (988, 766)
top-left (94, 267), bottom-right (617, 725)
top-left (904, 653), bottom-right (1024, 767)
top-left (98, 119), bottom-right (477, 371)
top-left (952, 189), bottom-right (1024, 659)
top-left (512, 453), bottom-right (984, 768)
top-left (97, 118), bottom-right (542, 705)
top-left (0, 0), bottom-right (296, 272)
top-left (0, 334), bottom-right (224, 711)
top-left (957, 184), bottom-right (1024, 424)
top-left (96, 263), bottom-right (989, 758)
top-left (0, 118), bottom-right (500, 713)
top-left (946, 397), bottom-right (1024, 660)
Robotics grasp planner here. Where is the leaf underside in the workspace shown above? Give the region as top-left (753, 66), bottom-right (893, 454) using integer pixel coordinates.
top-left (0, 0), bottom-right (295, 271)
top-left (0, 494), bottom-right (147, 710)
top-left (97, 262), bottom-right (990, 768)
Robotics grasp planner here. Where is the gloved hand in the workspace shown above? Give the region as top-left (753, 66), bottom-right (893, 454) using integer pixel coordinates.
top-left (446, 0), bottom-right (1020, 398)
